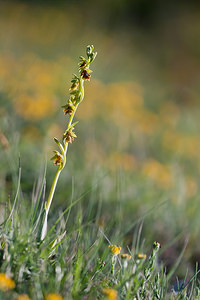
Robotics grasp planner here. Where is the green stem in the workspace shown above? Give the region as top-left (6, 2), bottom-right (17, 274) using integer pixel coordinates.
top-left (46, 168), bottom-right (62, 216)
top-left (111, 255), bottom-right (117, 276)
top-left (41, 167), bottom-right (61, 240)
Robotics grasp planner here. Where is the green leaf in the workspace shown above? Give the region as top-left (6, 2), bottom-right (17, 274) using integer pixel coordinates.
top-left (54, 138), bottom-right (65, 157)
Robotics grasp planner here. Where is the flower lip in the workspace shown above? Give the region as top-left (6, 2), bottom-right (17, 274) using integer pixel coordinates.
top-left (81, 69), bottom-right (91, 80)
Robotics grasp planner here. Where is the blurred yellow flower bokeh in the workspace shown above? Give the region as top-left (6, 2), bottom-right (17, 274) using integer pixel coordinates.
top-left (0, 273), bottom-right (15, 291)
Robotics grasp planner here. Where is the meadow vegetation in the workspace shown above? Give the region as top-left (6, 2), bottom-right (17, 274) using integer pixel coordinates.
top-left (1, 2), bottom-right (200, 299)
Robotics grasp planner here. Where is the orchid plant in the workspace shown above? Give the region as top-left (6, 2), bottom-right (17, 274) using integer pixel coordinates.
top-left (41, 45), bottom-right (97, 240)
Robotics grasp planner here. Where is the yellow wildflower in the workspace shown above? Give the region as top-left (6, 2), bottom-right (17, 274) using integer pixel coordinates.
top-left (45, 293), bottom-right (63, 300)
top-left (109, 245), bottom-right (121, 256)
top-left (0, 273), bottom-right (15, 291)
top-left (121, 253), bottom-right (131, 268)
top-left (14, 94), bottom-right (57, 121)
top-left (103, 288), bottom-right (118, 300)
top-left (16, 295), bottom-right (31, 300)
top-left (121, 254), bottom-right (131, 260)
top-left (137, 253), bottom-right (147, 260)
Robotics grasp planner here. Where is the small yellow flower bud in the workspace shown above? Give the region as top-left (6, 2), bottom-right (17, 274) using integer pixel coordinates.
top-left (109, 245), bottom-right (121, 256)
top-left (45, 293), bottom-right (63, 300)
top-left (0, 273), bottom-right (15, 291)
top-left (103, 288), bottom-right (118, 300)
top-left (153, 241), bottom-right (161, 250)
top-left (137, 253), bottom-right (147, 260)
top-left (121, 253), bottom-right (131, 260)
top-left (16, 295), bottom-right (31, 300)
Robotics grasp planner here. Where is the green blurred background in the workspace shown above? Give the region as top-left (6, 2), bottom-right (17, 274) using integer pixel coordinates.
top-left (1, 0), bottom-right (200, 278)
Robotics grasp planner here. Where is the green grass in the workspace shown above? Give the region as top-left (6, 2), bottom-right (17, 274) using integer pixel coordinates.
top-left (0, 164), bottom-right (200, 299)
